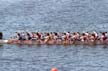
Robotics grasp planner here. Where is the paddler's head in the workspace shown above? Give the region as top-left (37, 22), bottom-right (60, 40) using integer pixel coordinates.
top-left (0, 32), bottom-right (3, 39)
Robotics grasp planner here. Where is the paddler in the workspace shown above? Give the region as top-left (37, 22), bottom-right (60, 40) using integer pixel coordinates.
top-left (26, 32), bottom-right (32, 40)
top-left (101, 32), bottom-right (108, 41)
top-left (44, 33), bottom-right (54, 44)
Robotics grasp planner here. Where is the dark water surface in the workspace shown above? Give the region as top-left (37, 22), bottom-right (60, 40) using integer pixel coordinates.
top-left (0, 0), bottom-right (108, 71)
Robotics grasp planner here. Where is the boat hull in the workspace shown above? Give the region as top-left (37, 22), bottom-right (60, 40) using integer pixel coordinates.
top-left (0, 39), bottom-right (108, 45)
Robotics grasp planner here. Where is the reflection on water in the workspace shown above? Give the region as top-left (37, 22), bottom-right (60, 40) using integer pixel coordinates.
top-left (0, 44), bottom-right (107, 71)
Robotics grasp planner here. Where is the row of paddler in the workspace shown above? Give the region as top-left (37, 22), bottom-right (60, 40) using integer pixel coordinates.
top-left (5, 32), bottom-right (108, 44)
top-left (12, 31), bottom-right (108, 41)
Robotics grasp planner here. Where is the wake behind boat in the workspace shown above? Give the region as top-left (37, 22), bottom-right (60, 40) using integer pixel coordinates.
top-left (0, 32), bottom-right (108, 45)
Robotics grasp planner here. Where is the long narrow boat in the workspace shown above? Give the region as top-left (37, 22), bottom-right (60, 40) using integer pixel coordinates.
top-left (0, 32), bottom-right (108, 45)
top-left (0, 39), bottom-right (108, 45)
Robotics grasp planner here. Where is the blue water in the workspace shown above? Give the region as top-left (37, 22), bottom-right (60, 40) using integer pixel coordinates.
top-left (0, 0), bottom-right (108, 71)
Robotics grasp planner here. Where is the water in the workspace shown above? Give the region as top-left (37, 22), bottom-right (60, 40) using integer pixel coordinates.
top-left (0, 0), bottom-right (108, 71)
